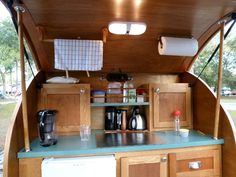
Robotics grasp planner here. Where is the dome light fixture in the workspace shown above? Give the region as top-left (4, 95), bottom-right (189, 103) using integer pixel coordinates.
top-left (108, 21), bottom-right (146, 35)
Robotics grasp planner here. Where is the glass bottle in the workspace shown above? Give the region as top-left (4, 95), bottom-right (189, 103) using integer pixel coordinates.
top-left (173, 110), bottom-right (181, 134)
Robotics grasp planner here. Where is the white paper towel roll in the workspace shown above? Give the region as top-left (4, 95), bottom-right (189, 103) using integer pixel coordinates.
top-left (158, 37), bottom-right (198, 56)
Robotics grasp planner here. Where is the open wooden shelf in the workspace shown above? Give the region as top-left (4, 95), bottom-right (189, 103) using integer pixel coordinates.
top-left (91, 102), bottom-right (149, 107)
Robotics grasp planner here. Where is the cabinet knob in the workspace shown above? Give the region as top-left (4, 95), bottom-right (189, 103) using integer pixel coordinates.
top-left (80, 88), bottom-right (85, 94)
top-left (161, 156), bottom-right (167, 162)
top-left (154, 88), bottom-right (160, 93)
top-left (189, 161), bottom-right (202, 170)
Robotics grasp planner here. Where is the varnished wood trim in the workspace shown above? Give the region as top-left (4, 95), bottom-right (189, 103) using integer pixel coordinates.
top-left (3, 101), bottom-right (22, 177)
top-left (214, 22), bottom-right (225, 139)
top-left (17, 8), bottom-right (30, 152)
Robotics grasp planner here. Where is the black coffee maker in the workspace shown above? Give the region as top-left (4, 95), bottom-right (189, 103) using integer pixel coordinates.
top-left (37, 110), bottom-right (57, 147)
top-left (105, 107), bottom-right (116, 130)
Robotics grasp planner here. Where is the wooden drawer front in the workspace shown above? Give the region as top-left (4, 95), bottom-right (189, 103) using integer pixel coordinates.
top-left (169, 149), bottom-right (221, 177)
top-left (129, 162), bottom-right (161, 177)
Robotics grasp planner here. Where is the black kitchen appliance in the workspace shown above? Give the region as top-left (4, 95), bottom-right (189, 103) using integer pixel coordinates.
top-left (128, 106), bottom-right (146, 130)
top-left (105, 107), bottom-right (116, 130)
top-left (37, 110), bottom-right (57, 147)
top-left (116, 109), bottom-right (122, 130)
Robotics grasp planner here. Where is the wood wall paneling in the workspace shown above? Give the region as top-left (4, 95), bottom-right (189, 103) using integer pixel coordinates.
top-left (2, 0), bottom-right (234, 73)
top-left (181, 72), bottom-right (236, 177)
top-left (3, 71), bottom-right (45, 177)
top-left (22, 7), bottom-right (50, 70)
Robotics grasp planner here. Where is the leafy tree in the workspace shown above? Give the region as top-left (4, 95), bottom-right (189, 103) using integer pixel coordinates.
top-left (0, 17), bottom-right (19, 95)
top-left (193, 33), bottom-right (236, 91)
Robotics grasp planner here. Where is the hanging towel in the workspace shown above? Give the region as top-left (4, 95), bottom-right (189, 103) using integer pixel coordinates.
top-left (54, 39), bottom-right (103, 71)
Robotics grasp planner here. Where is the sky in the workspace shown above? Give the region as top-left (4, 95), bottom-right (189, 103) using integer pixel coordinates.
top-left (0, 2), bottom-right (10, 21)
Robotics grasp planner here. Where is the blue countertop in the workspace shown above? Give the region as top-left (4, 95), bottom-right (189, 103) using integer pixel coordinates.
top-left (18, 130), bottom-right (224, 158)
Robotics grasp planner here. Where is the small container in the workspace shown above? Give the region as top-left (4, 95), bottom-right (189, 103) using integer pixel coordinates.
top-left (137, 89), bottom-right (147, 102)
top-left (107, 82), bottom-right (122, 94)
top-left (107, 82), bottom-right (122, 103)
top-left (128, 89), bottom-right (136, 103)
top-left (92, 90), bottom-right (106, 103)
top-left (108, 82), bottom-right (122, 89)
top-left (137, 95), bottom-right (144, 103)
top-left (179, 129), bottom-right (189, 137)
top-left (80, 125), bottom-right (91, 141)
top-left (123, 82), bottom-right (129, 103)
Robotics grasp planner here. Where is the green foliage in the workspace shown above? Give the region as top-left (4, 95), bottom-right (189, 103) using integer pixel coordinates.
top-left (0, 17), bottom-right (18, 74)
top-left (0, 102), bottom-right (16, 120)
top-left (193, 32), bottom-right (236, 90)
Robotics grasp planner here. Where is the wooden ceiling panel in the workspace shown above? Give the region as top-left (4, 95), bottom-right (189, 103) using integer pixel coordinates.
top-left (9, 0), bottom-right (236, 73)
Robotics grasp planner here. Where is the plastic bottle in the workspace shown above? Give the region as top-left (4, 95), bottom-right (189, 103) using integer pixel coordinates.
top-left (123, 81), bottom-right (134, 103)
top-left (173, 110), bottom-right (181, 133)
top-left (123, 82), bottom-right (129, 103)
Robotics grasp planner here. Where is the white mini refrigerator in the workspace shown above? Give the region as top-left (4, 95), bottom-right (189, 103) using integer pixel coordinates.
top-left (41, 155), bottom-right (116, 177)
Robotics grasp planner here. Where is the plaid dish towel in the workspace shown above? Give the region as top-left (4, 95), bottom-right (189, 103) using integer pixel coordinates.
top-left (54, 39), bottom-right (103, 71)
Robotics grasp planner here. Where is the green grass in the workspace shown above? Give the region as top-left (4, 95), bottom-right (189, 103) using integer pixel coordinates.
top-left (221, 96), bottom-right (236, 103)
top-left (0, 102), bottom-right (16, 148)
top-left (220, 97), bottom-right (236, 126)
top-left (228, 110), bottom-right (236, 125)
top-left (0, 103), bottom-right (16, 120)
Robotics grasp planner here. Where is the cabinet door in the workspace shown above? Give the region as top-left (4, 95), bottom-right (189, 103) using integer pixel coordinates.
top-left (151, 83), bottom-right (192, 131)
top-left (169, 148), bottom-right (221, 177)
top-left (19, 158), bottom-right (42, 177)
top-left (40, 84), bottom-right (90, 134)
top-left (121, 154), bottom-right (168, 177)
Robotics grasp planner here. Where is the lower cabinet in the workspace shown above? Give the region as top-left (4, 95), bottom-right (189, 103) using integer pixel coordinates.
top-left (18, 145), bottom-right (221, 177)
top-left (116, 145), bottom-right (221, 177)
top-left (121, 154), bottom-right (168, 177)
top-left (19, 158), bottom-right (42, 177)
top-left (169, 148), bottom-right (221, 177)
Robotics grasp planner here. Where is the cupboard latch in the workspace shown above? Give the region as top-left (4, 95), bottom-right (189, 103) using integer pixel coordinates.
top-left (80, 88), bottom-right (85, 94)
top-left (154, 88), bottom-right (160, 94)
top-left (161, 156), bottom-right (167, 162)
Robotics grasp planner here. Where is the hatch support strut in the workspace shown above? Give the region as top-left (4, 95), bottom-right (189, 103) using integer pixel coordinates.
top-left (213, 21), bottom-right (225, 140)
top-left (14, 4), bottom-right (31, 152)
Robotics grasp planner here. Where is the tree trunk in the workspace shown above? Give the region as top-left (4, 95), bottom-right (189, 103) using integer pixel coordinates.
top-left (10, 69), bottom-right (13, 88)
top-left (0, 70), bottom-right (6, 95)
top-left (15, 59), bottom-right (19, 91)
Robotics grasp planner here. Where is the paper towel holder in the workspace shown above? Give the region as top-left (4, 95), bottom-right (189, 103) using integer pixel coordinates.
top-left (158, 36), bottom-right (198, 57)
top-left (158, 35), bottom-right (195, 48)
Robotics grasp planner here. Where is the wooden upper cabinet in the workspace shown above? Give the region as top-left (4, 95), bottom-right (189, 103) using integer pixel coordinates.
top-left (150, 83), bottom-right (192, 131)
top-left (121, 154), bottom-right (168, 177)
top-left (39, 84), bottom-right (90, 134)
